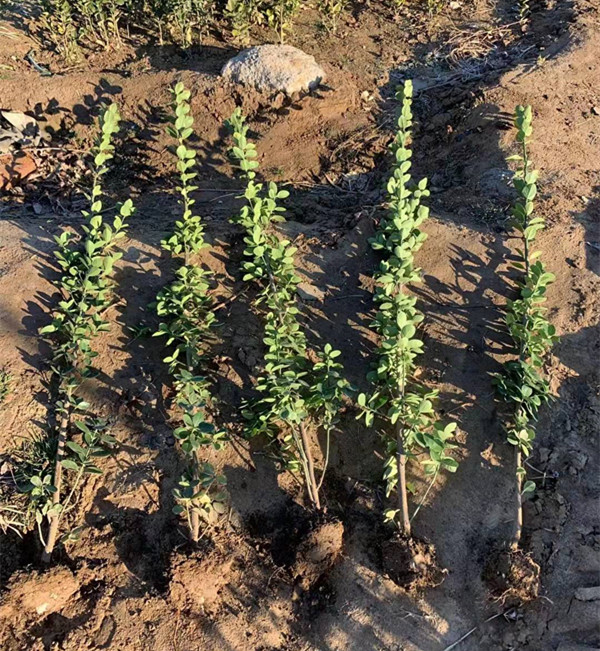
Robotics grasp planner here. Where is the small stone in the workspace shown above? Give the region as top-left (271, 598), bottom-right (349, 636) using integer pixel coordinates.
top-left (575, 586), bottom-right (600, 601)
top-left (222, 45), bottom-right (325, 96)
top-left (592, 106), bottom-right (600, 116)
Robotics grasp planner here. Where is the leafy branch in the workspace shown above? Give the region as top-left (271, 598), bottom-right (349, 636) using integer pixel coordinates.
top-left (357, 80), bottom-right (459, 537)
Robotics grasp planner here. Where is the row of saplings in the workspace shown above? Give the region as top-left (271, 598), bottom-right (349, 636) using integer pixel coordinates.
top-left (0, 81), bottom-right (556, 599)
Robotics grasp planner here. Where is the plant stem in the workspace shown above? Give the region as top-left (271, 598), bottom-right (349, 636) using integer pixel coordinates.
top-left (42, 388), bottom-right (72, 563)
top-left (396, 428), bottom-right (411, 538)
top-left (190, 451), bottom-right (201, 543)
top-left (513, 134), bottom-right (529, 550)
top-left (316, 426), bottom-right (331, 492)
top-left (187, 349), bottom-right (201, 543)
top-left (292, 428), bottom-right (315, 502)
top-left (513, 447), bottom-right (523, 549)
top-left (299, 421), bottom-right (320, 510)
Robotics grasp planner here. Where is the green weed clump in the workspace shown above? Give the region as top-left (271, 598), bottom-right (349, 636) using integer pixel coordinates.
top-left (495, 105), bottom-right (558, 548)
top-left (226, 108), bottom-right (349, 510)
top-left (2, 104), bottom-right (132, 561)
top-left (357, 80), bottom-right (459, 538)
top-left (154, 83), bottom-right (227, 541)
top-left (0, 369), bottom-right (12, 404)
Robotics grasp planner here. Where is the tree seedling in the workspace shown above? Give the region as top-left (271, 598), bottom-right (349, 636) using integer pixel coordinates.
top-left (357, 80), bottom-right (459, 538)
top-left (12, 103), bottom-right (133, 562)
top-left (226, 107), bottom-right (349, 510)
top-left (154, 82), bottom-right (227, 541)
top-left (317, 0), bottom-right (348, 34)
top-left (494, 105), bottom-right (558, 549)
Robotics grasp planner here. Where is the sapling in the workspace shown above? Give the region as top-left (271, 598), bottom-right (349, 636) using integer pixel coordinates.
top-left (33, 103), bottom-right (132, 561)
top-left (226, 108), bottom-right (348, 510)
top-left (166, 0), bottom-right (215, 48)
top-left (154, 82), bottom-right (227, 541)
top-left (357, 80), bottom-right (459, 538)
top-left (39, 0), bottom-right (81, 62)
top-left (317, 0), bottom-right (348, 34)
top-left (266, 0), bottom-right (302, 44)
top-left (225, 0), bottom-right (267, 44)
top-left (494, 105), bottom-right (558, 549)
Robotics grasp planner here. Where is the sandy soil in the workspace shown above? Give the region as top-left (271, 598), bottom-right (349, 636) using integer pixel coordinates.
top-left (0, 0), bottom-right (598, 649)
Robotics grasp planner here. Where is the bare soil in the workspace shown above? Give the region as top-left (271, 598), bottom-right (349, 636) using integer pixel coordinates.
top-left (0, 0), bottom-right (599, 650)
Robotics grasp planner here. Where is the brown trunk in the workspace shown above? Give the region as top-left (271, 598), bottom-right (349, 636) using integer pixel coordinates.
top-left (189, 450), bottom-right (201, 542)
top-left (299, 422), bottom-right (320, 510)
top-left (42, 407), bottom-right (70, 563)
top-left (397, 430), bottom-right (411, 538)
top-left (512, 448), bottom-right (523, 550)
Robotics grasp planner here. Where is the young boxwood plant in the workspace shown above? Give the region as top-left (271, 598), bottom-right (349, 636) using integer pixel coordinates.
top-left (225, 0), bottom-right (267, 44)
top-left (494, 105), bottom-right (558, 549)
top-left (357, 80), bottom-right (459, 538)
top-left (34, 103), bottom-right (132, 562)
top-left (266, 0), bottom-right (302, 44)
top-left (226, 108), bottom-right (348, 510)
top-left (154, 83), bottom-right (227, 542)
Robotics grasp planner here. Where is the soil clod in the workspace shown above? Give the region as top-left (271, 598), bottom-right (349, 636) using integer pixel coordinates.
top-left (0, 566), bottom-right (80, 622)
top-left (169, 545), bottom-right (234, 616)
top-left (483, 548), bottom-right (541, 604)
top-left (293, 517), bottom-right (344, 591)
top-left (381, 534), bottom-right (445, 591)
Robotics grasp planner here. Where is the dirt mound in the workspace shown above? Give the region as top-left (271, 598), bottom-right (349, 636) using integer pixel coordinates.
top-left (0, 566), bottom-right (79, 622)
top-left (381, 535), bottom-right (445, 591)
top-left (169, 546), bottom-right (234, 615)
top-left (483, 548), bottom-right (541, 604)
top-left (294, 518), bottom-right (344, 591)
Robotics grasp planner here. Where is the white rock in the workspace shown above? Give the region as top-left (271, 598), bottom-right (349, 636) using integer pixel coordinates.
top-left (221, 45), bottom-right (325, 96)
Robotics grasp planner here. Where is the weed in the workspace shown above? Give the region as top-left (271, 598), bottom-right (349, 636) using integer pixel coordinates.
top-left (494, 105), bottom-right (558, 549)
top-left (154, 83), bottom-right (227, 541)
top-left (0, 369), bottom-right (12, 403)
top-left (165, 0), bottom-right (215, 48)
top-left (227, 108), bottom-right (349, 510)
top-left (76, 0), bottom-right (125, 50)
top-left (518, 0), bottom-right (530, 28)
top-left (357, 81), bottom-right (459, 537)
